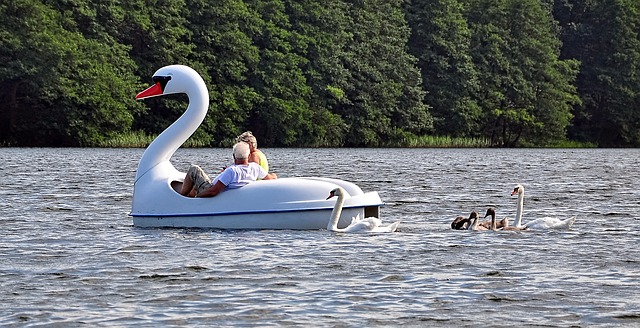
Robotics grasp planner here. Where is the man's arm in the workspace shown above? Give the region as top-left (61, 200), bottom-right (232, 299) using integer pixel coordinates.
top-left (196, 180), bottom-right (226, 198)
top-left (262, 172), bottom-right (277, 180)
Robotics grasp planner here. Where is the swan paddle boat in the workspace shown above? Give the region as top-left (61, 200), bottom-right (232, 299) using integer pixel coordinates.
top-left (131, 65), bottom-right (383, 229)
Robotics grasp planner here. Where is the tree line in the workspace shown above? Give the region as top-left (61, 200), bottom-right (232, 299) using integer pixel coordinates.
top-left (1, 0), bottom-right (638, 147)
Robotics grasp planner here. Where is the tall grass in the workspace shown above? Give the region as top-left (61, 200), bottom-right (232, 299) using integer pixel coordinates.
top-left (402, 135), bottom-right (492, 148)
top-left (99, 131), bottom-right (209, 148)
top-left (98, 131), bottom-right (596, 148)
top-left (546, 140), bottom-right (598, 148)
top-left (99, 132), bottom-right (493, 148)
top-left (99, 131), bottom-right (153, 148)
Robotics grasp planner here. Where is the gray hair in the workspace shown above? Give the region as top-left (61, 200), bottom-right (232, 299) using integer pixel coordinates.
top-left (233, 142), bottom-right (250, 160)
top-left (236, 131), bottom-right (257, 149)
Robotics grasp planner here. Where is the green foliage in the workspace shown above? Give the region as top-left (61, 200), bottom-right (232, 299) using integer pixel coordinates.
top-left (405, 0), bottom-right (480, 137)
top-left (98, 130), bottom-right (154, 148)
top-left (238, 0), bottom-right (313, 146)
top-left (0, 0), bottom-right (141, 146)
top-left (557, 0), bottom-right (640, 147)
top-left (184, 0), bottom-right (261, 146)
top-left (546, 139), bottom-right (598, 148)
top-left (281, 0), bottom-right (353, 147)
top-left (336, 0), bottom-right (432, 146)
top-left (1, 0), bottom-right (639, 148)
top-left (464, 0), bottom-right (579, 147)
top-left (402, 134), bottom-right (491, 148)
top-left (51, 37), bottom-right (140, 146)
top-left (99, 130), bottom-right (208, 148)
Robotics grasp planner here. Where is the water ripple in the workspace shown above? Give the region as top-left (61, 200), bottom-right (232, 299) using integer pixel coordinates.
top-left (1, 148), bottom-right (639, 326)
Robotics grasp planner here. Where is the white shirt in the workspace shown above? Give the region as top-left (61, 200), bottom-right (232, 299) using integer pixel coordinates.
top-left (212, 162), bottom-right (267, 190)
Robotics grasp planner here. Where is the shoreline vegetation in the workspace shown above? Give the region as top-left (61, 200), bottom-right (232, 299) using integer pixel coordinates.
top-left (90, 131), bottom-right (597, 149)
top-left (97, 131), bottom-right (209, 148)
top-left (2, 1), bottom-right (639, 148)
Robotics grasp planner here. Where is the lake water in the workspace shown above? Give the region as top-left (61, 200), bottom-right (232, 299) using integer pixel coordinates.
top-left (1, 147), bottom-right (639, 327)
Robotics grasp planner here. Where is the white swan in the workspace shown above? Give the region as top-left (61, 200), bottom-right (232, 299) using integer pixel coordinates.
top-left (511, 184), bottom-right (576, 229)
top-left (326, 187), bottom-right (400, 233)
top-left (500, 216), bottom-right (528, 231)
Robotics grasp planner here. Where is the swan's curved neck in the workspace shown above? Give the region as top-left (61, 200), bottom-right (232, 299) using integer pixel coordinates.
top-left (135, 79), bottom-right (209, 182)
top-left (328, 193), bottom-right (345, 231)
top-left (467, 216), bottom-right (478, 231)
top-left (515, 191), bottom-right (524, 227)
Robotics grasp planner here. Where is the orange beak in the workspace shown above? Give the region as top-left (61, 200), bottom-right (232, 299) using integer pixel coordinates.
top-left (136, 82), bottom-right (163, 99)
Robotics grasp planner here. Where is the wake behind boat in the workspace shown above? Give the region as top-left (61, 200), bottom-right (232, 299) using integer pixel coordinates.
top-left (131, 65), bottom-right (383, 229)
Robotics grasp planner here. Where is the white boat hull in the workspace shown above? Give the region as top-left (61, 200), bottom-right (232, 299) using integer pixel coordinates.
top-left (131, 162), bottom-right (383, 229)
top-left (132, 206), bottom-right (374, 229)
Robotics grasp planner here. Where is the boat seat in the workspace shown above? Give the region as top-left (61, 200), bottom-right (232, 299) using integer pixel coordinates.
top-left (170, 180), bottom-right (183, 193)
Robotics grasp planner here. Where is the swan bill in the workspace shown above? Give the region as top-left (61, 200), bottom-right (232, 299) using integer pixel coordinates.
top-left (136, 82), bottom-right (164, 99)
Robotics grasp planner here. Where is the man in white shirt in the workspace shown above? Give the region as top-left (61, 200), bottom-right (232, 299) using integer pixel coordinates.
top-left (180, 142), bottom-right (277, 198)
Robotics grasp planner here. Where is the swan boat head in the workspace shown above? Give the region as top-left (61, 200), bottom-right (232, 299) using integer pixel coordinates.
top-left (135, 65), bottom-right (209, 182)
top-left (131, 65), bottom-right (211, 223)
